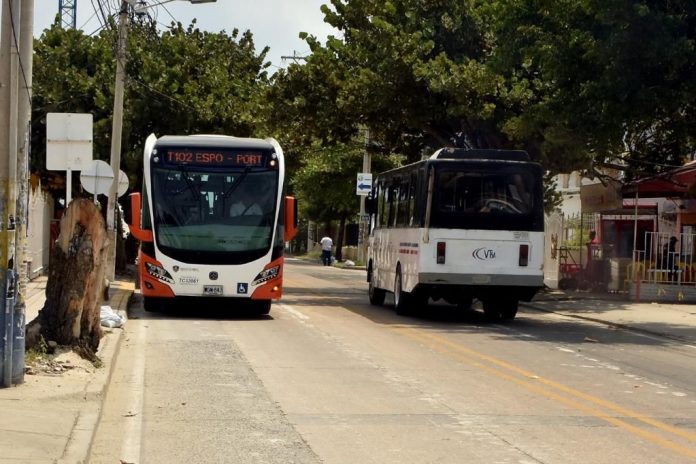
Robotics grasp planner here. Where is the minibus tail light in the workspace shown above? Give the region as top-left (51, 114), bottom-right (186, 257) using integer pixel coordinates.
top-left (519, 244), bottom-right (529, 266)
top-left (437, 242), bottom-right (446, 264)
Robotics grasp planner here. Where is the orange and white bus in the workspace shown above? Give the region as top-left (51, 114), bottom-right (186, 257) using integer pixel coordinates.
top-left (128, 134), bottom-right (297, 313)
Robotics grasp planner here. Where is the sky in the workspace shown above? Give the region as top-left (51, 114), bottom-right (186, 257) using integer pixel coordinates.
top-left (32, 0), bottom-right (338, 70)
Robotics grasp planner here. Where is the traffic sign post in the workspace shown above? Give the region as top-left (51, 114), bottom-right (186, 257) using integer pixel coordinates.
top-left (46, 113), bottom-right (94, 206)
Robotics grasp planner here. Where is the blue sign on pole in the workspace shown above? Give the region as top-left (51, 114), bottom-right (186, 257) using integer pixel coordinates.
top-left (356, 173), bottom-right (372, 196)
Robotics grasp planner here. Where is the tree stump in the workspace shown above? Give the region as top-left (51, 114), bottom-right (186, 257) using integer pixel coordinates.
top-left (26, 198), bottom-right (109, 361)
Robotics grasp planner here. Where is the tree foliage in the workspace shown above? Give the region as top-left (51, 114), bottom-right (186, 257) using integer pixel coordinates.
top-left (268, 0), bottom-right (514, 163)
top-left (291, 140), bottom-right (401, 226)
top-left (488, 0), bottom-right (696, 177)
top-left (269, 0), bottom-right (696, 180)
top-left (31, 2), bottom-right (696, 226)
top-left (31, 16), bottom-right (270, 195)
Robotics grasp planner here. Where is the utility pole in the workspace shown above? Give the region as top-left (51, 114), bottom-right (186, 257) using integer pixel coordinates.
top-left (106, 1), bottom-right (129, 281)
top-left (12, 0), bottom-right (36, 386)
top-left (357, 130), bottom-right (371, 265)
top-left (105, 0), bottom-right (216, 280)
top-left (1, 0), bottom-right (23, 388)
top-left (280, 51), bottom-right (308, 64)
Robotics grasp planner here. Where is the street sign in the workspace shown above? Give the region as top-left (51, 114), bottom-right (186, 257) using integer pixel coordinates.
top-left (116, 170), bottom-right (130, 197)
top-left (81, 161), bottom-right (130, 198)
top-left (80, 160), bottom-right (113, 196)
top-left (356, 172), bottom-right (372, 196)
top-left (46, 113), bottom-right (93, 171)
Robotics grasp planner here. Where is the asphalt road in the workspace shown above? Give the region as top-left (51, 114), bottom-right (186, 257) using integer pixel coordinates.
top-left (90, 259), bottom-right (696, 463)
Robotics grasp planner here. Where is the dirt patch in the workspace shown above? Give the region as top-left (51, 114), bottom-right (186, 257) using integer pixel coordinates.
top-left (25, 347), bottom-right (99, 377)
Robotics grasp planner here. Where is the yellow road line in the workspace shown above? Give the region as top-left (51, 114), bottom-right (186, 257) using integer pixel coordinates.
top-left (395, 327), bottom-right (696, 459)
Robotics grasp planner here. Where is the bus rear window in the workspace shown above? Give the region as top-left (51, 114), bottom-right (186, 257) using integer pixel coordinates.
top-left (436, 168), bottom-right (536, 215)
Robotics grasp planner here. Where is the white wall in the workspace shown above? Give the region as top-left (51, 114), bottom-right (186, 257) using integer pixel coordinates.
top-left (553, 172), bottom-right (582, 217)
top-left (26, 185), bottom-right (54, 278)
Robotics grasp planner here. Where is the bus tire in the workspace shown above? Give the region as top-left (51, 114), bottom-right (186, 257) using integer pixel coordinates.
top-left (394, 267), bottom-right (412, 316)
top-left (482, 299), bottom-right (501, 321)
top-left (368, 268), bottom-right (386, 306)
top-left (482, 298), bottom-right (518, 321)
top-left (143, 296), bottom-right (160, 312)
top-left (499, 299), bottom-right (518, 321)
top-left (253, 300), bottom-right (272, 315)
top-left (410, 288), bottom-right (428, 310)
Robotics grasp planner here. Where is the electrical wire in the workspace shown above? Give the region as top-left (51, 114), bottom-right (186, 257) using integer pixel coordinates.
top-left (160, 3), bottom-right (178, 24)
top-left (78, 6), bottom-right (101, 31)
top-left (94, 0), bottom-right (111, 28)
top-left (127, 77), bottom-right (197, 111)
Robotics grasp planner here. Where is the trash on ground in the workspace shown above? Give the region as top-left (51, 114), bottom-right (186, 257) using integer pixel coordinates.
top-left (100, 305), bottom-right (125, 328)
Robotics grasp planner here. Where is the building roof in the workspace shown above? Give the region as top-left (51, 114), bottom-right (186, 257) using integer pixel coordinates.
top-left (622, 163), bottom-right (696, 198)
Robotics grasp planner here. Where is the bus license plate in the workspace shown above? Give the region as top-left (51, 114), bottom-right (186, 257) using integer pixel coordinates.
top-left (203, 285), bottom-right (223, 296)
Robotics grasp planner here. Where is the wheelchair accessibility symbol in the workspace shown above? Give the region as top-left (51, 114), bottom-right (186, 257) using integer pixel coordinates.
top-left (237, 283), bottom-right (248, 294)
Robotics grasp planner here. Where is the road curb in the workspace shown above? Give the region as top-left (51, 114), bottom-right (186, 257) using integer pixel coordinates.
top-left (59, 285), bottom-right (134, 463)
top-left (521, 302), bottom-right (693, 344)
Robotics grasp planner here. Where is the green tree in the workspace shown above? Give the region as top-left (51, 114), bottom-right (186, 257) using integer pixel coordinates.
top-left (291, 140), bottom-right (401, 257)
top-left (488, 0), bottom-right (696, 177)
top-left (31, 16), bottom-right (271, 196)
top-left (268, 0), bottom-right (517, 163)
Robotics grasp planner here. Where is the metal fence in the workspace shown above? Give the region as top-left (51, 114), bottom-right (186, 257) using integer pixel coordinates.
top-left (631, 231), bottom-right (696, 286)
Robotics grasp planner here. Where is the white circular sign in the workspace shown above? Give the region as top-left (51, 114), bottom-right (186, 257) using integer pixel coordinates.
top-left (117, 170), bottom-right (130, 197)
top-left (80, 160), bottom-right (113, 195)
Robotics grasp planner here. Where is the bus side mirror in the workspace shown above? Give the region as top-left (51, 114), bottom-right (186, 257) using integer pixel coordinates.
top-left (284, 196), bottom-right (298, 242)
top-left (129, 192), bottom-right (153, 242)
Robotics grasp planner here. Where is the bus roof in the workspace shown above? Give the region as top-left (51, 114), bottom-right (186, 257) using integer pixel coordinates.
top-left (155, 134), bottom-right (275, 151)
top-left (431, 148), bottom-right (530, 161)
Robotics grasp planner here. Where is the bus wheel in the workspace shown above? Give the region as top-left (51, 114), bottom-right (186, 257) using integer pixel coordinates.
top-left (253, 300), bottom-right (272, 316)
top-left (482, 298), bottom-right (518, 321)
top-left (499, 299), bottom-right (518, 321)
top-left (143, 296), bottom-right (160, 312)
top-left (368, 269), bottom-right (386, 306)
top-left (394, 267), bottom-right (412, 316)
top-left (482, 299), bottom-right (501, 321)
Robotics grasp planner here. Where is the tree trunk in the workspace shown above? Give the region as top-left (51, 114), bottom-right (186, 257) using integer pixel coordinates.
top-left (25, 198), bottom-right (109, 361)
top-left (335, 216), bottom-right (346, 262)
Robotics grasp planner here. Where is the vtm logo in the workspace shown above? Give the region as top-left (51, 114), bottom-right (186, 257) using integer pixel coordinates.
top-left (472, 247), bottom-right (496, 260)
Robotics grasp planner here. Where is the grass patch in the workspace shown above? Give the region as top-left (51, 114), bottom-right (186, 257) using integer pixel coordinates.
top-left (25, 337), bottom-right (48, 365)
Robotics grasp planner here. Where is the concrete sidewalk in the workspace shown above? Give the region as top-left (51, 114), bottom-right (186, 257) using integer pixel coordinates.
top-left (0, 274), bottom-right (134, 464)
top-left (525, 289), bottom-right (696, 343)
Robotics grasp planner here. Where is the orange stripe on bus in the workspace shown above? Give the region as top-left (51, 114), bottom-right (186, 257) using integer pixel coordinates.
top-left (251, 256), bottom-right (284, 300)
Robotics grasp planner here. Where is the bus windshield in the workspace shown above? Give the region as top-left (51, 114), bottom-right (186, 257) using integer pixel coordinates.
top-left (151, 166), bottom-right (278, 263)
top-left (431, 163), bottom-right (543, 231)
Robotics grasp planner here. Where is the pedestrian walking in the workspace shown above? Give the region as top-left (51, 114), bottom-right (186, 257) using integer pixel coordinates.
top-left (320, 235), bottom-right (333, 266)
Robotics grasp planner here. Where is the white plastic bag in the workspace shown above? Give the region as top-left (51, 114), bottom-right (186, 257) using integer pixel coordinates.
top-left (100, 305), bottom-right (124, 328)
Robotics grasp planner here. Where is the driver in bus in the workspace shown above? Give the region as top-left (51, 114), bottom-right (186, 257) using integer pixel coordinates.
top-left (229, 188), bottom-right (263, 216)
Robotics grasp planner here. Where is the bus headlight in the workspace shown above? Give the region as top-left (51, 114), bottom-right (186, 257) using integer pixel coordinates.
top-left (145, 262), bottom-right (174, 284)
top-left (252, 265), bottom-right (280, 285)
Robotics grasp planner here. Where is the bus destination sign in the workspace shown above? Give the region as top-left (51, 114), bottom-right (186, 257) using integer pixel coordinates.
top-left (161, 149), bottom-right (269, 167)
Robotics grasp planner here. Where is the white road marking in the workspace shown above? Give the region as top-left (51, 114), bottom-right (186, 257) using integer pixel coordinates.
top-left (119, 322), bottom-right (147, 463)
top-left (280, 303), bottom-right (309, 320)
